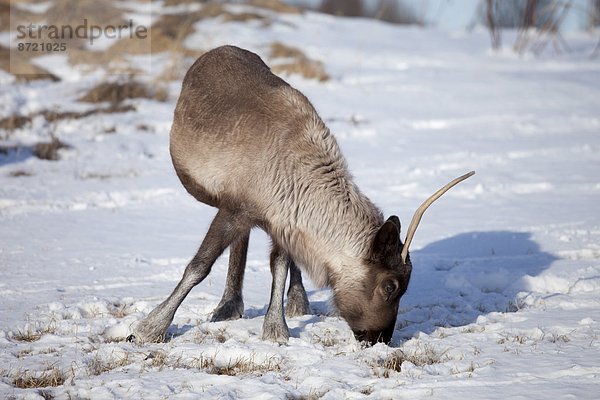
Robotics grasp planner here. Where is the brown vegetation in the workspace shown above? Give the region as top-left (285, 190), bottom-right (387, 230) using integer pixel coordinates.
top-left (172, 353), bottom-right (283, 377)
top-left (106, 2), bottom-right (274, 81)
top-left (32, 138), bottom-right (70, 161)
top-left (79, 81), bottom-right (166, 104)
top-left (0, 104), bottom-right (136, 133)
top-left (11, 367), bottom-right (66, 389)
top-left (319, 0), bottom-right (420, 24)
top-left (87, 352), bottom-right (131, 376)
top-left (9, 0), bottom-right (125, 61)
top-left (7, 1), bottom-right (303, 80)
top-left (371, 343), bottom-right (449, 378)
top-left (270, 42), bottom-right (330, 81)
top-left (0, 2), bottom-right (10, 32)
top-left (0, 0), bottom-right (43, 32)
top-left (163, 0), bottom-right (300, 14)
top-left (11, 321), bottom-right (57, 342)
top-left (0, 45), bottom-right (60, 82)
top-left (271, 42), bottom-right (306, 59)
top-left (111, 3), bottom-right (267, 56)
top-left (8, 169), bottom-right (34, 177)
top-left (0, 139), bottom-right (71, 162)
top-left (0, 112), bottom-right (31, 131)
top-left (65, 48), bottom-right (137, 75)
top-left (46, 0), bottom-right (124, 30)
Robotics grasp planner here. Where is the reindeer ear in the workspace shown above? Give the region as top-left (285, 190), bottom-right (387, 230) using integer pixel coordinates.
top-left (387, 215), bottom-right (401, 234)
top-left (372, 216), bottom-right (401, 262)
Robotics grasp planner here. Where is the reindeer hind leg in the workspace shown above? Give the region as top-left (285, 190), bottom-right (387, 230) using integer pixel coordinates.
top-left (211, 230), bottom-right (250, 322)
top-left (285, 261), bottom-right (311, 317)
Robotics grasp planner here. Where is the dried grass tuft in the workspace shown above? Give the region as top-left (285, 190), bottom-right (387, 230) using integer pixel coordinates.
top-left (147, 350), bottom-right (169, 370)
top-left (372, 343), bottom-right (449, 378)
top-left (11, 367), bottom-right (66, 389)
top-left (79, 81), bottom-right (160, 104)
top-left (87, 352), bottom-right (131, 376)
top-left (270, 42), bottom-right (330, 82)
top-left (180, 353), bottom-right (282, 376)
top-left (0, 111), bottom-right (31, 131)
top-left (212, 355), bottom-right (282, 376)
top-left (271, 59), bottom-right (329, 82)
top-left (33, 138), bottom-right (71, 161)
top-left (8, 169), bottom-right (34, 178)
top-left (144, 11), bottom-right (203, 54)
top-left (1, 138), bottom-right (71, 162)
top-left (374, 351), bottom-right (404, 377)
top-left (12, 321), bottom-right (57, 342)
top-left (271, 41), bottom-right (306, 59)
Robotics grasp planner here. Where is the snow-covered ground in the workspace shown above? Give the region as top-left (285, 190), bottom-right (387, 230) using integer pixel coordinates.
top-left (1, 3), bottom-right (600, 399)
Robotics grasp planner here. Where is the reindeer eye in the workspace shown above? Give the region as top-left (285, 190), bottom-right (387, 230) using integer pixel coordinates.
top-left (385, 281), bottom-right (397, 296)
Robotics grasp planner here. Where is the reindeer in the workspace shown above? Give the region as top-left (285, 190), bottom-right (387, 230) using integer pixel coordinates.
top-left (128, 45), bottom-right (474, 345)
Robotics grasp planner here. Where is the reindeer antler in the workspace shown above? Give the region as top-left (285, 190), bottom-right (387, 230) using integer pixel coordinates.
top-left (400, 171), bottom-right (475, 264)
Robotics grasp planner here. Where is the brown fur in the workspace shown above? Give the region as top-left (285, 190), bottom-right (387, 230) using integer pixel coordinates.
top-left (132, 46), bottom-right (412, 345)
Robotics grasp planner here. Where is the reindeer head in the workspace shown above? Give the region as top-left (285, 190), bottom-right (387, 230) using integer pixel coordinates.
top-left (335, 171), bottom-right (475, 345)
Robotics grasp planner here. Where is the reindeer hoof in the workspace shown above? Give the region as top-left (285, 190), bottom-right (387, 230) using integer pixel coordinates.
top-left (129, 319), bottom-right (167, 344)
top-left (211, 297), bottom-right (244, 322)
top-left (285, 288), bottom-right (311, 318)
top-left (262, 319), bottom-right (289, 344)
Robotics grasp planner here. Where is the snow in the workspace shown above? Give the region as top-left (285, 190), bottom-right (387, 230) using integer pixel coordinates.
top-left (2, 5), bottom-right (600, 399)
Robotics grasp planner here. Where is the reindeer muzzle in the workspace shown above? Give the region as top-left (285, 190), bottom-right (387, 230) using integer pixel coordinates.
top-left (353, 324), bottom-right (395, 346)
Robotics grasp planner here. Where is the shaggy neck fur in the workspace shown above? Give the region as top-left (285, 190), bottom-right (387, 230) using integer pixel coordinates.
top-left (262, 111), bottom-right (384, 289)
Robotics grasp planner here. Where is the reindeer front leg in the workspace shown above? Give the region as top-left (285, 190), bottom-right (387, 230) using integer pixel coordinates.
top-left (262, 244), bottom-right (290, 343)
top-left (129, 209), bottom-right (247, 344)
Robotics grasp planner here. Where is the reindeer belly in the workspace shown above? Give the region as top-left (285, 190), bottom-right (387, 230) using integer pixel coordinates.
top-left (170, 126), bottom-right (270, 210)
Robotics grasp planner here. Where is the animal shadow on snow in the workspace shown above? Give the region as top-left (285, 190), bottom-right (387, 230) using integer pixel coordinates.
top-left (0, 145), bottom-right (33, 166)
top-left (394, 230), bottom-right (557, 342)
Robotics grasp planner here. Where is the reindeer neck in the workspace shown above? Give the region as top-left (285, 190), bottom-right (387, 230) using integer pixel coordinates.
top-left (263, 123), bottom-right (384, 288)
